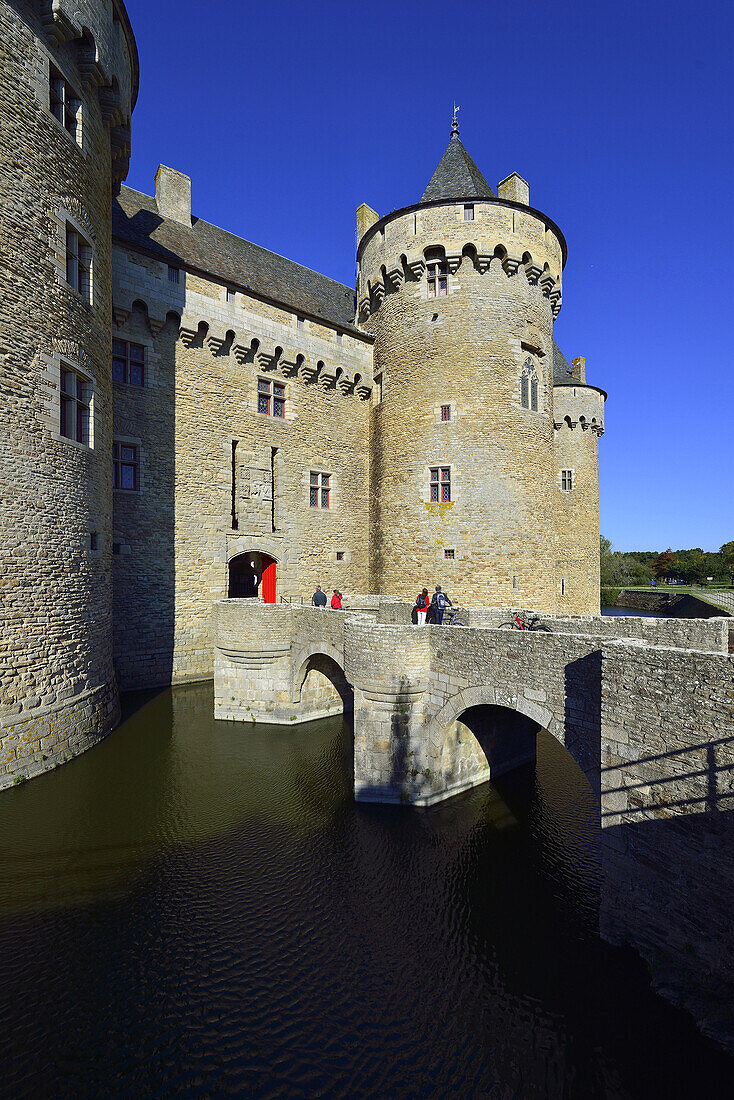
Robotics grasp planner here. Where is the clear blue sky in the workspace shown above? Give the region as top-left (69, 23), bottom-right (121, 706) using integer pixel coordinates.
top-left (123, 0), bottom-right (733, 553)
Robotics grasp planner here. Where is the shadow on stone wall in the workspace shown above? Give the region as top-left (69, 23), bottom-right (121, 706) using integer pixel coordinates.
top-left (601, 733), bottom-right (734, 1051)
top-left (564, 650), bottom-right (602, 807)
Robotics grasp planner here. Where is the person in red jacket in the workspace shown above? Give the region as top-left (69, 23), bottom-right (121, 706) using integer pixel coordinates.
top-left (415, 588), bottom-right (429, 625)
top-left (331, 589), bottom-right (343, 610)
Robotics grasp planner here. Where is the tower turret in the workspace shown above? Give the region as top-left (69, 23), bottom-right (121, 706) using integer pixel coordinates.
top-left (357, 121), bottom-right (582, 610)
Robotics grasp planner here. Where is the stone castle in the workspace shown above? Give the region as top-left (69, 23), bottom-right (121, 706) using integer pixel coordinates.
top-left (1, 0), bottom-right (605, 786)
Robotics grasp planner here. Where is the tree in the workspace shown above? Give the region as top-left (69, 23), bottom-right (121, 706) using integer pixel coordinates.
top-left (600, 535), bottom-right (622, 586)
top-left (651, 548), bottom-right (676, 580)
top-left (721, 542), bottom-right (734, 583)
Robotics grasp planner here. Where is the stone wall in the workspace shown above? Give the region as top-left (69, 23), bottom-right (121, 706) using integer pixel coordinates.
top-left (111, 230), bottom-right (374, 689)
top-left (0, 0), bottom-right (135, 788)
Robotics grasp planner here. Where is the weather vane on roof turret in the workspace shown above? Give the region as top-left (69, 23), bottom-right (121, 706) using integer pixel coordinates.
top-left (451, 104), bottom-right (460, 137)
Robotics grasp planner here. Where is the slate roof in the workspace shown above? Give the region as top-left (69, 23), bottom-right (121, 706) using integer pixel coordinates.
top-left (420, 132), bottom-right (496, 204)
top-left (112, 186), bottom-right (360, 333)
top-left (552, 341), bottom-right (575, 383)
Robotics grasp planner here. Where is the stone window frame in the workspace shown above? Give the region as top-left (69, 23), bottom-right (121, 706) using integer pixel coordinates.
top-left (257, 377), bottom-right (286, 419)
top-left (309, 470), bottom-right (331, 509)
top-left (168, 265), bottom-right (180, 284)
top-left (463, 204), bottom-right (475, 222)
top-left (49, 62), bottom-right (82, 147)
top-left (112, 338), bottom-right (146, 387)
top-left (40, 348), bottom-right (98, 452)
top-left (304, 466), bottom-right (337, 513)
top-left (333, 549), bottom-right (350, 563)
top-left (60, 361), bottom-right (93, 447)
top-left (65, 221), bottom-right (93, 304)
top-left (226, 286), bottom-right (237, 304)
top-left (427, 259), bottom-right (448, 299)
top-left (429, 465), bottom-right (452, 503)
top-left (113, 433), bottom-right (145, 493)
top-left (560, 468), bottom-right (575, 492)
top-left (422, 461), bottom-right (456, 505)
top-left (520, 355), bottom-right (540, 412)
top-left (51, 205), bottom-right (96, 308)
top-left (435, 401), bottom-right (456, 424)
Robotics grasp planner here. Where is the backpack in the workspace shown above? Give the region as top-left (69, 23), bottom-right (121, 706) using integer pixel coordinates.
top-left (417, 594), bottom-right (427, 610)
top-left (411, 606), bottom-right (418, 624)
top-left (436, 592), bottom-right (447, 610)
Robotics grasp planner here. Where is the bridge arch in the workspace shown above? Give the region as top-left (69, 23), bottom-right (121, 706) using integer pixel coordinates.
top-left (291, 643), bottom-right (353, 716)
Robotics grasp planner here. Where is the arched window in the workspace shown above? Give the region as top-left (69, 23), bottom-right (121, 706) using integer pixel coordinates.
top-left (520, 356), bottom-right (539, 411)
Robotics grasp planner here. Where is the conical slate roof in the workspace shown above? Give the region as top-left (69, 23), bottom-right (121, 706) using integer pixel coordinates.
top-left (420, 124), bottom-right (495, 203)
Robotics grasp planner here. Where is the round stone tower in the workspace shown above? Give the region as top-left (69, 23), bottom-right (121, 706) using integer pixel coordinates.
top-left (358, 119), bottom-right (604, 611)
top-left (0, 0), bottom-right (137, 786)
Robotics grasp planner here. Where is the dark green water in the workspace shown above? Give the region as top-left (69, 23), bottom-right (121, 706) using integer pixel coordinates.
top-left (0, 682), bottom-right (730, 1097)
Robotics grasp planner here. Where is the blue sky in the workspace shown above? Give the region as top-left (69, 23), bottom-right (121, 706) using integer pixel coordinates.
top-left (123, 0), bottom-right (733, 553)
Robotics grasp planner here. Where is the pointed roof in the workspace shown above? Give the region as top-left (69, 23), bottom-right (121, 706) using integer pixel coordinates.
top-left (420, 120), bottom-right (495, 204)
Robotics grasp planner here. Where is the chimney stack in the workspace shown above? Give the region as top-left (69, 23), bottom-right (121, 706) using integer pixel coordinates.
top-left (155, 165), bottom-right (192, 227)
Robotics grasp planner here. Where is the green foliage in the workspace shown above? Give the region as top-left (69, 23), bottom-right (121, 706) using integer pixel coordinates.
top-left (600, 536), bottom-right (733, 589)
top-left (600, 586), bottom-right (621, 606)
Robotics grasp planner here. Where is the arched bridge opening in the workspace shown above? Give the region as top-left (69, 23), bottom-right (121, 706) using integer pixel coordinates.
top-left (439, 704), bottom-right (541, 797)
top-left (293, 649), bottom-right (354, 723)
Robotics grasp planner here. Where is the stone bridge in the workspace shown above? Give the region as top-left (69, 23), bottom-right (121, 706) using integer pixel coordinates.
top-left (213, 597), bottom-right (734, 1047)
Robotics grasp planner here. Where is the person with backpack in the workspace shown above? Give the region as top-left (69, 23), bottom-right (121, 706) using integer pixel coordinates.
top-left (331, 589), bottom-right (343, 610)
top-left (430, 585), bottom-right (452, 625)
top-left (415, 588), bottom-right (430, 625)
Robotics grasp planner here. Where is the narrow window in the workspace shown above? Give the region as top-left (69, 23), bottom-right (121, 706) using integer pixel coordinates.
top-left (297, 316), bottom-right (305, 331)
top-left (257, 378), bottom-right (285, 418)
top-left (113, 441), bottom-right (139, 490)
top-left (530, 378), bottom-right (538, 412)
top-left (430, 467), bottom-right (451, 502)
top-left (336, 550), bottom-right (345, 561)
top-left (336, 332), bottom-right (343, 345)
top-left (374, 373), bottom-right (383, 403)
top-left (413, 214), bottom-right (417, 235)
top-left (561, 579), bottom-right (566, 596)
top-left (50, 66), bottom-right (80, 144)
top-left (520, 355), bottom-right (538, 412)
top-left (112, 339), bottom-right (145, 386)
top-left (309, 471), bottom-right (330, 509)
top-left (512, 576), bottom-right (517, 589)
top-left (66, 223), bottom-right (91, 302)
top-left (167, 266), bottom-right (180, 284)
top-left (226, 287), bottom-right (236, 303)
top-left (427, 260), bottom-right (448, 298)
top-left (270, 447), bottom-right (278, 532)
top-left (520, 374), bottom-right (529, 409)
top-left (231, 440), bottom-right (238, 530)
top-left (60, 364), bottom-right (91, 445)
top-left (444, 548), bottom-right (455, 560)
top-left (463, 204), bottom-right (474, 222)
top-left (561, 469), bottom-right (574, 492)
top-left (440, 404), bottom-right (451, 422)
top-left (90, 532), bottom-right (98, 551)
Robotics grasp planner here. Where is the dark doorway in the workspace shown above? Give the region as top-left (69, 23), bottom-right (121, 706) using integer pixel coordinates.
top-left (228, 552), bottom-right (277, 601)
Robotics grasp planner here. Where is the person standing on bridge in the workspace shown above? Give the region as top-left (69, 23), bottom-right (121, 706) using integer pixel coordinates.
top-left (312, 585), bottom-right (327, 608)
top-left (415, 588), bottom-right (430, 625)
top-left (431, 585), bottom-right (452, 625)
top-left (331, 589), bottom-right (343, 610)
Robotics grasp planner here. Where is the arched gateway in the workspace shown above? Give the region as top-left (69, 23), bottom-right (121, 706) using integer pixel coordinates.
top-left (228, 551), bottom-right (277, 602)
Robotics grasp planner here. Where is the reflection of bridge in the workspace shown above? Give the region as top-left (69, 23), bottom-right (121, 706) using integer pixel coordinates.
top-left (214, 597), bottom-right (734, 1048)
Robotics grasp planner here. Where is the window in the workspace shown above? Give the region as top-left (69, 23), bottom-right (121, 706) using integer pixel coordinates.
top-left (66, 224), bottom-right (91, 301)
top-left (297, 316), bottom-right (305, 331)
top-left (513, 576), bottom-right (518, 589)
top-left (167, 266), bottom-right (180, 284)
top-left (430, 467), bottom-right (451, 502)
top-left (521, 356), bottom-right (539, 411)
top-left (310, 471), bottom-right (330, 509)
top-left (561, 579), bottom-right (566, 596)
top-left (464, 204), bottom-right (474, 222)
top-left (60, 364), bottom-right (91, 445)
top-left (427, 260), bottom-right (448, 298)
top-left (561, 469), bottom-right (574, 492)
top-left (90, 532), bottom-right (98, 551)
top-left (113, 441), bottom-right (139, 490)
top-left (336, 550), bottom-right (345, 561)
top-left (440, 404), bottom-right (451, 422)
top-left (226, 287), bottom-right (236, 303)
top-left (444, 548), bottom-right (455, 560)
top-left (50, 66), bottom-right (80, 143)
top-left (257, 378), bottom-right (285, 418)
top-left (112, 340), bottom-right (145, 386)
top-left (336, 332), bottom-right (343, 346)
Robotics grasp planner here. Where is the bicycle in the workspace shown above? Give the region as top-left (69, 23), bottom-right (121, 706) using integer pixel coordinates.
top-left (498, 614), bottom-right (552, 632)
top-left (443, 606), bottom-right (467, 626)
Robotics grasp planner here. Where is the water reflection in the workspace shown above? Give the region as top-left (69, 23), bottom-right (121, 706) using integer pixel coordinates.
top-left (0, 682), bottom-right (730, 1096)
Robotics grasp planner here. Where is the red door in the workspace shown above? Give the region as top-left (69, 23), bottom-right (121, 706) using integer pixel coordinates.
top-left (262, 559), bottom-right (277, 603)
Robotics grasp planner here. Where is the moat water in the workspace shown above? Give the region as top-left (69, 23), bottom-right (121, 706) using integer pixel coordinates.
top-left (0, 682), bottom-right (730, 1097)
